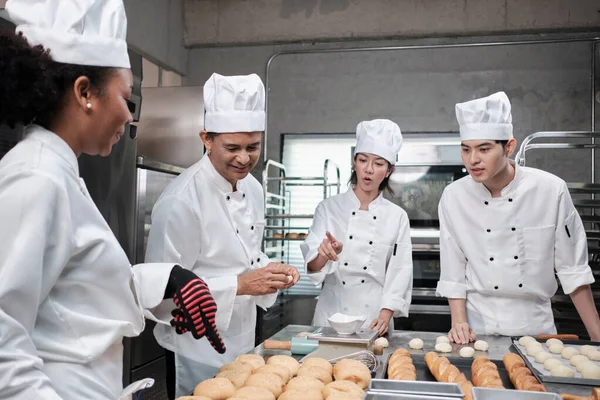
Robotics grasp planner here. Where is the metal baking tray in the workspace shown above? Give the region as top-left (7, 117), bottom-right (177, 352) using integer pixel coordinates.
top-left (383, 353), bottom-right (517, 389)
top-left (510, 337), bottom-right (600, 387)
top-left (368, 379), bottom-right (464, 397)
top-left (307, 326), bottom-right (378, 345)
top-left (472, 387), bottom-right (561, 400)
top-left (363, 392), bottom-right (464, 400)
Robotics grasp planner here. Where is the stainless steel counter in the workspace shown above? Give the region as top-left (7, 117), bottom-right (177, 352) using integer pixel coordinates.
top-left (250, 325), bottom-right (596, 397)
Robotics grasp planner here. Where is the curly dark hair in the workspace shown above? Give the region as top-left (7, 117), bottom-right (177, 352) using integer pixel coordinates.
top-left (0, 29), bottom-right (116, 129)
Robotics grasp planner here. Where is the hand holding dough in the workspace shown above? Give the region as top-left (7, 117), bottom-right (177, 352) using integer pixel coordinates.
top-left (474, 340), bottom-right (489, 351)
top-left (409, 338), bottom-right (424, 350)
top-left (459, 347), bottom-right (475, 358)
top-left (435, 343), bottom-right (452, 353)
top-left (561, 347), bottom-right (579, 360)
top-left (436, 336), bottom-right (450, 344)
top-left (550, 365), bottom-right (575, 378)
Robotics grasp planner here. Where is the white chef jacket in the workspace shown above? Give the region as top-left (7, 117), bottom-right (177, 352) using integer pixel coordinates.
top-left (436, 162), bottom-right (594, 336)
top-left (300, 188), bottom-right (413, 328)
top-left (0, 125), bottom-right (174, 400)
top-left (145, 154), bottom-right (277, 394)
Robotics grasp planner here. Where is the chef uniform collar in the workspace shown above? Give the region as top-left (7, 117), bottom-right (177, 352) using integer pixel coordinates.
top-left (25, 125), bottom-right (80, 176)
top-left (471, 160), bottom-right (523, 200)
top-left (455, 92), bottom-right (513, 141)
top-left (202, 154), bottom-right (245, 197)
top-left (346, 186), bottom-right (385, 211)
top-left (6, 0), bottom-right (130, 68)
top-left (354, 119), bottom-right (403, 165)
top-left (203, 73), bottom-right (266, 133)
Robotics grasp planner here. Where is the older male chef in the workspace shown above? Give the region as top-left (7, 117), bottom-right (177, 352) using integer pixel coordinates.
top-left (145, 73), bottom-right (300, 398)
top-left (436, 91), bottom-right (600, 344)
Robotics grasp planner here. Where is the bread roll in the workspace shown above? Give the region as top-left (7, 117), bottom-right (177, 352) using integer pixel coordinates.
top-left (549, 344), bottom-right (564, 354)
top-left (577, 360), bottom-right (596, 373)
top-left (235, 355), bottom-right (266, 371)
top-left (436, 336), bottom-right (450, 344)
top-left (424, 352), bottom-right (474, 400)
top-left (374, 337), bottom-right (389, 348)
top-left (325, 395), bottom-right (363, 400)
top-left (474, 340), bottom-right (489, 352)
top-left (243, 373), bottom-right (285, 398)
top-left (580, 363), bottom-right (600, 379)
top-left (561, 347), bottom-right (580, 360)
top-left (297, 366), bottom-right (333, 384)
top-left (580, 345), bottom-right (596, 357)
top-left (387, 348), bottom-right (416, 381)
top-left (544, 358), bottom-right (563, 371)
top-left (519, 336), bottom-right (536, 346)
top-left (569, 354), bottom-right (589, 367)
top-left (333, 360), bottom-right (371, 389)
top-left (220, 362), bottom-right (254, 375)
top-left (286, 376), bottom-right (325, 392)
top-left (233, 386), bottom-right (275, 400)
top-left (193, 378), bottom-right (236, 399)
top-left (322, 380), bottom-right (364, 398)
top-left (409, 338), bottom-right (424, 350)
top-left (278, 389), bottom-right (323, 400)
top-left (472, 356), bottom-right (503, 389)
top-left (254, 365), bottom-right (292, 383)
top-left (534, 352), bottom-right (553, 364)
top-left (503, 353), bottom-right (545, 392)
top-left (216, 369), bottom-right (251, 388)
top-left (460, 347), bottom-right (475, 358)
top-left (527, 346), bottom-right (544, 357)
top-left (545, 338), bottom-right (563, 347)
top-left (551, 365), bottom-right (575, 377)
top-left (435, 343), bottom-right (452, 353)
top-left (302, 358), bottom-right (333, 375)
top-left (267, 354), bottom-right (300, 376)
top-left (589, 350), bottom-right (600, 361)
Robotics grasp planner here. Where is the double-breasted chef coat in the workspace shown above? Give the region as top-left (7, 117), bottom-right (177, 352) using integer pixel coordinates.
top-left (145, 154), bottom-right (277, 397)
top-left (436, 162), bottom-right (594, 336)
top-left (300, 188), bottom-right (413, 329)
top-left (0, 126), bottom-right (174, 400)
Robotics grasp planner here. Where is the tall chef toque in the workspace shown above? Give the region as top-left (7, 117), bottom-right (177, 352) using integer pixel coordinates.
top-left (455, 91), bottom-right (513, 141)
top-left (354, 119), bottom-right (403, 165)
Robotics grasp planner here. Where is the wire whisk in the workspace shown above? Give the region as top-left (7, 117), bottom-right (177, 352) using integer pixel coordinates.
top-left (327, 350), bottom-right (381, 373)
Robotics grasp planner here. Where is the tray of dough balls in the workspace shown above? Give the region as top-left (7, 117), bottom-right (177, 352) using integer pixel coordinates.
top-left (186, 353), bottom-right (373, 400)
top-left (511, 336), bottom-right (600, 386)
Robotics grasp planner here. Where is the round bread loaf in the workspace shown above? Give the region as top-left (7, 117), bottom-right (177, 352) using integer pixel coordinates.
top-left (325, 394), bottom-right (363, 400)
top-left (193, 378), bottom-right (236, 399)
top-left (219, 362), bottom-right (254, 375)
top-left (254, 364), bottom-right (292, 383)
top-left (235, 355), bottom-right (266, 371)
top-left (278, 389), bottom-right (323, 400)
top-left (546, 338), bottom-right (563, 347)
top-left (297, 366), bottom-right (333, 385)
top-left (267, 354), bottom-right (301, 376)
top-left (322, 380), bottom-right (364, 398)
top-left (286, 376), bottom-right (325, 392)
top-left (333, 364), bottom-right (371, 389)
top-left (408, 338), bottom-right (424, 350)
top-left (234, 386), bottom-right (275, 400)
top-left (474, 340), bottom-right (489, 352)
top-left (302, 358), bottom-right (333, 375)
top-left (216, 369), bottom-right (251, 389)
top-left (243, 373), bottom-right (285, 398)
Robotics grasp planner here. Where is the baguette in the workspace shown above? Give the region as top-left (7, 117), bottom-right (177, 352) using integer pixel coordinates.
top-left (424, 352), bottom-right (473, 400)
top-left (471, 356), bottom-right (504, 389)
top-left (561, 387), bottom-right (600, 400)
top-left (387, 348), bottom-right (417, 381)
top-left (503, 353), bottom-right (545, 392)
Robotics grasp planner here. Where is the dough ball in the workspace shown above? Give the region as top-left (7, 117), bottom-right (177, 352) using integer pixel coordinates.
top-left (234, 386), bottom-right (275, 400)
top-left (302, 358), bottom-right (333, 375)
top-left (409, 338), bottom-right (424, 350)
top-left (374, 337), bottom-right (389, 348)
top-left (278, 389), bottom-right (323, 400)
top-left (561, 347), bottom-right (580, 360)
top-left (474, 340), bottom-right (489, 352)
top-left (580, 345), bottom-right (597, 357)
top-left (235, 355), bottom-right (266, 371)
top-left (333, 360), bottom-right (371, 390)
top-left (193, 378), bottom-right (236, 399)
top-left (518, 336), bottom-right (536, 346)
top-left (526, 341), bottom-right (543, 350)
top-left (527, 346), bottom-right (544, 357)
top-left (436, 336), bottom-right (450, 344)
top-left (286, 376), bottom-right (325, 392)
top-left (243, 373), bottom-right (285, 398)
top-left (544, 358), bottom-right (563, 371)
top-left (588, 350), bottom-right (600, 361)
top-left (578, 360), bottom-right (597, 373)
top-left (297, 366), bottom-right (333, 385)
top-left (216, 369), bottom-right (251, 389)
top-left (546, 338), bottom-right (563, 348)
top-left (435, 343), bottom-right (452, 353)
top-left (569, 354), bottom-right (590, 367)
top-left (459, 347), bottom-right (475, 358)
top-left (254, 365), bottom-right (292, 383)
top-left (266, 355), bottom-right (300, 376)
top-left (322, 380), bottom-right (364, 399)
top-left (534, 352), bottom-right (553, 364)
top-left (219, 362), bottom-right (254, 375)
top-left (549, 344), bottom-right (564, 354)
top-left (550, 365), bottom-right (575, 378)
top-left (581, 363), bottom-right (600, 379)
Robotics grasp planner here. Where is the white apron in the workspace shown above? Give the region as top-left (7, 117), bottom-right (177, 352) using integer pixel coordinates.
top-left (301, 189), bottom-right (413, 330)
top-left (436, 163), bottom-right (594, 336)
top-left (146, 155), bottom-right (278, 397)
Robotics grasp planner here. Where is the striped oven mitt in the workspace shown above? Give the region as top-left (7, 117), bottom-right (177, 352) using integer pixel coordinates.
top-left (166, 266), bottom-right (226, 354)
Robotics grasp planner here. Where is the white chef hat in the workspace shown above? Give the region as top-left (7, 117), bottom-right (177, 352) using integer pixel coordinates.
top-left (455, 91), bottom-right (513, 141)
top-left (6, 0), bottom-right (130, 68)
top-left (203, 73), bottom-right (266, 133)
top-left (354, 119), bottom-right (403, 164)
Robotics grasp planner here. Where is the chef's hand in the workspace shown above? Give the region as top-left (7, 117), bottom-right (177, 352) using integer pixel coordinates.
top-left (166, 266), bottom-right (226, 354)
top-left (370, 309), bottom-right (394, 337)
top-left (317, 231), bottom-right (344, 262)
top-left (449, 321), bottom-right (476, 345)
top-left (237, 263), bottom-right (299, 296)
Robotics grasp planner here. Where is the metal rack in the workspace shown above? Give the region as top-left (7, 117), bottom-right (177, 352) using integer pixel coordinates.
top-left (261, 158), bottom-right (342, 261)
top-left (515, 130), bottom-right (600, 338)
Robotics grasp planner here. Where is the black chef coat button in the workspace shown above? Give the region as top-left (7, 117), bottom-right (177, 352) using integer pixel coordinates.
top-left (344, 262), bottom-right (348, 266)
top-left (490, 257), bottom-right (494, 261)
top-left (486, 229), bottom-right (491, 233)
top-left (361, 280), bottom-right (365, 283)
top-left (508, 198), bottom-right (513, 202)
top-left (251, 226), bottom-right (254, 230)
top-left (251, 261), bottom-right (254, 265)
top-left (363, 266), bottom-right (367, 270)
top-left (494, 286), bottom-right (499, 290)
top-left (242, 193), bottom-right (246, 198)
top-left (373, 216), bottom-right (377, 220)
top-left (519, 283), bottom-right (523, 288)
top-left (226, 196), bottom-right (231, 201)
top-left (352, 212), bottom-right (356, 216)
top-left (484, 201), bottom-right (489, 205)
top-left (369, 241), bottom-right (373, 245)
top-left (512, 227), bottom-right (516, 231)
top-left (343, 281), bottom-right (346, 285)
top-left (514, 256), bottom-right (519, 260)
top-left (257, 258), bottom-right (261, 262)
top-left (236, 229), bottom-right (239, 234)
top-left (349, 236), bottom-right (353, 240)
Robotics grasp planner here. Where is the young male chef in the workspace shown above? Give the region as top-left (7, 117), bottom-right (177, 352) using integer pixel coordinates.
top-left (436, 91), bottom-right (600, 344)
top-left (145, 73), bottom-right (300, 398)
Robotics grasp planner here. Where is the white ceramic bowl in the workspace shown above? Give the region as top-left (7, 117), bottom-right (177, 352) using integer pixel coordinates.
top-left (327, 313), bottom-right (366, 335)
